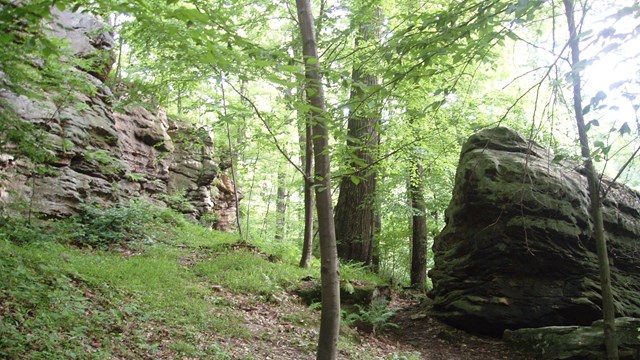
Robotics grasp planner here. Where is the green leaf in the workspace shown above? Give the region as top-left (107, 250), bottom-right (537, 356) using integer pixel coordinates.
top-left (613, 6), bottom-right (635, 20)
top-left (609, 80), bottom-right (628, 90)
top-left (620, 122), bottom-right (631, 135)
top-left (571, 59), bottom-right (589, 73)
top-left (170, 8), bottom-right (208, 24)
top-left (578, 29), bottom-right (594, 40)
top-left (266, 75), bottom-right (297, 88)
top-left (598, 26), bottom-right (616, 37)
top-left (254, 59), bottom-right (274, 68)
top-left (350, 176), bottom-right (361, 185)
top-left (343, 281), bottom-right (355, 294)
top-left (280, 64), bottom-right (300, 73)
top-left (506, 31), bottom-right (519, 41)
top-left (590, 91), bottom-right (607, 107)
top-left (552, 154), bottom-right (566, 163)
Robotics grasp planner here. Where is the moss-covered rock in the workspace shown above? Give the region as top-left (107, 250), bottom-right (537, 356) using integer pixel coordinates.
top-left (429, 127), bottom-right (640, 336)
top-left (295, 280), bottom-right (391, 309)
top-left (503, 317), bottom-right (640, 359)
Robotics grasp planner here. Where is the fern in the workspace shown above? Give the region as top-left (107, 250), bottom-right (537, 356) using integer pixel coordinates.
top-left (343, 298), bottom-right (398, 335)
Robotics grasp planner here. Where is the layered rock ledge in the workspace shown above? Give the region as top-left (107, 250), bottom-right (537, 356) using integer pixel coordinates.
top-left (429, 127), bottom-right (640, 336)
top-left (0, 9), bottom-right (239, 230)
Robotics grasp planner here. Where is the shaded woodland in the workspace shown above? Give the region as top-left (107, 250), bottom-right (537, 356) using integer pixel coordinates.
top-left (1, 0), bottom-right (640, 359)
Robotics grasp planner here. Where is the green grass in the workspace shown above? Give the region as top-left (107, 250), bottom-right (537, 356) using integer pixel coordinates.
top-left (0, 236), bottom-right (248, 358)
top-left (0, 240), bottom-right (121, 358)
top-left (341, 261), bottom-right (386, 285)
top-left (0, 200), bottom-right (251, 358)
top-left (193, 251), bottom-right (314, 297)
top-left (169, 221), bottom-right (241, 249)
top-left (0, 199), bottom-right (392, 358)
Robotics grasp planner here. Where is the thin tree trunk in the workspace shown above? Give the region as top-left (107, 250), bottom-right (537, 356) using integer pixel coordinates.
top-left (409, 160), bottom-right (427, 290)
top-left (244, 154), bottom-right (259, 241)
top-left (296, 1), bottom-right (340, 358)
top-left (292, 30), bottom-right (316, 269)
top-left (261, 183), bottom-right (274, 234)
top-left (300, 118), bottom-right (315, 268)
top-left (221, 78), bottom-right (243, 237)
top-left (275, 168), bottom-right (288, 240)
top-left (334, 5), bottom-right (381, 266)
top-left (113, 15), bottom-right (124, 86)
top-left (371, 210), bottom-right (381, 272)
top-left (563, 1), bottom-right (618, 358)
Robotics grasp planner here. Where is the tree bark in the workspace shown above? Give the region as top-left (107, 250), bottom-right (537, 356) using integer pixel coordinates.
top-left (295, 1), bottom-right (340, 358)
top-left (334, 6), bottom-right (381, 266)
top-left (409, 160), bottom-right (427, 290)
top-left (563, 1), bottom-right (618, 358)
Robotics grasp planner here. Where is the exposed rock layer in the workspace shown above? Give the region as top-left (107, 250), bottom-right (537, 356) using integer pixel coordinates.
top-left (504, 317), bottom-right (640, 359)
top-left (0, 10), bottom-right (239, 230)
top-left (429, 127), bottom-right (640, 336)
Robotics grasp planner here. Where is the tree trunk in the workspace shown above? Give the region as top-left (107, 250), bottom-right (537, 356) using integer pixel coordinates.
top-left (409, 160), bottom-right (427, 290)
top-left (295, 1), bottom-right (340, 358)
top-left (261, 183), bottom-right (273, 234)
top-left (300, 118), bottom-right (315, 268)
top-left (371, 211), bottom-right (381, 272)
top-left (563, 1), bottom-right (618, 358)
top-left (221, 78), bottom-right (243, 237)
top-left (290, 31), bottom-right (315, 269)
top-left (334, 6), bottom-right (381, 266)
top-left (275, 169), bottom-right (288, 240)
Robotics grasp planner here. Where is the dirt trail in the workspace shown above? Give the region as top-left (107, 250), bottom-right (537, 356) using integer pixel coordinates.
top-left (383, 295), bottom-right (531, 360)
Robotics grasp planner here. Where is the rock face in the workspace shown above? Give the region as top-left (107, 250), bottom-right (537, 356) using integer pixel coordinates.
top-left (504, 317), bottom-right (640, 359)
top-left (0, 10), bottom-right (240, 231)
top-left (429, 127), bottom-right (640, 336)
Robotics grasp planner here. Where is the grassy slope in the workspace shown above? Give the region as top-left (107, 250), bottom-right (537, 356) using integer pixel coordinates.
top-left (0, 211), bottom-right (418, 359)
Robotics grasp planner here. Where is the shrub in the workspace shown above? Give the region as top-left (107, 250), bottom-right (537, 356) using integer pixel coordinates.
top-left (67, 198), bottom-right (187, 248)
top-left (0, 217), bottom-right (54, 244)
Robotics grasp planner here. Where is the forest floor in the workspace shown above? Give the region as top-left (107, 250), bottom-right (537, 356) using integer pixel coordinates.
top-left (212, 287), bottom-right (533, 360)
top-left (1, 218), bottom-right (530, 360)
top-left (209, 288), bottom-right (532, 360)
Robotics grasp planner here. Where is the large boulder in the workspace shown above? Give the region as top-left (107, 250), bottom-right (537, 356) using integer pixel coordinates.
top-left (0, 9), bottom-right (240, 230)
top-left (429, 127), bottom-right (640, 336)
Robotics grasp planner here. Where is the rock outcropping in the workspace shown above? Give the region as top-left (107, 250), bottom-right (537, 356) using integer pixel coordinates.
top-left (504, 317), bottom-right (640, 359)
top-left (0, 10), bottom-right (239, 230)
top-left (429, 127), bottom-right (640, 336)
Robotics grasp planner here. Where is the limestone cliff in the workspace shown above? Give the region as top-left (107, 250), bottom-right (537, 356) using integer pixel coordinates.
top-left (0, 9), bottom-right (240, 231)
top-left (429, 127), bottom-right (640, 336)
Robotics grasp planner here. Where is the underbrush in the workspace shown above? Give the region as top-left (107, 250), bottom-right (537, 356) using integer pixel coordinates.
top-left (0, 200), bottom-right (244, 358)
top-left (0, 199), bottom-right (396, 358)
top-left (0, 198), bottom-right (187, 248)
